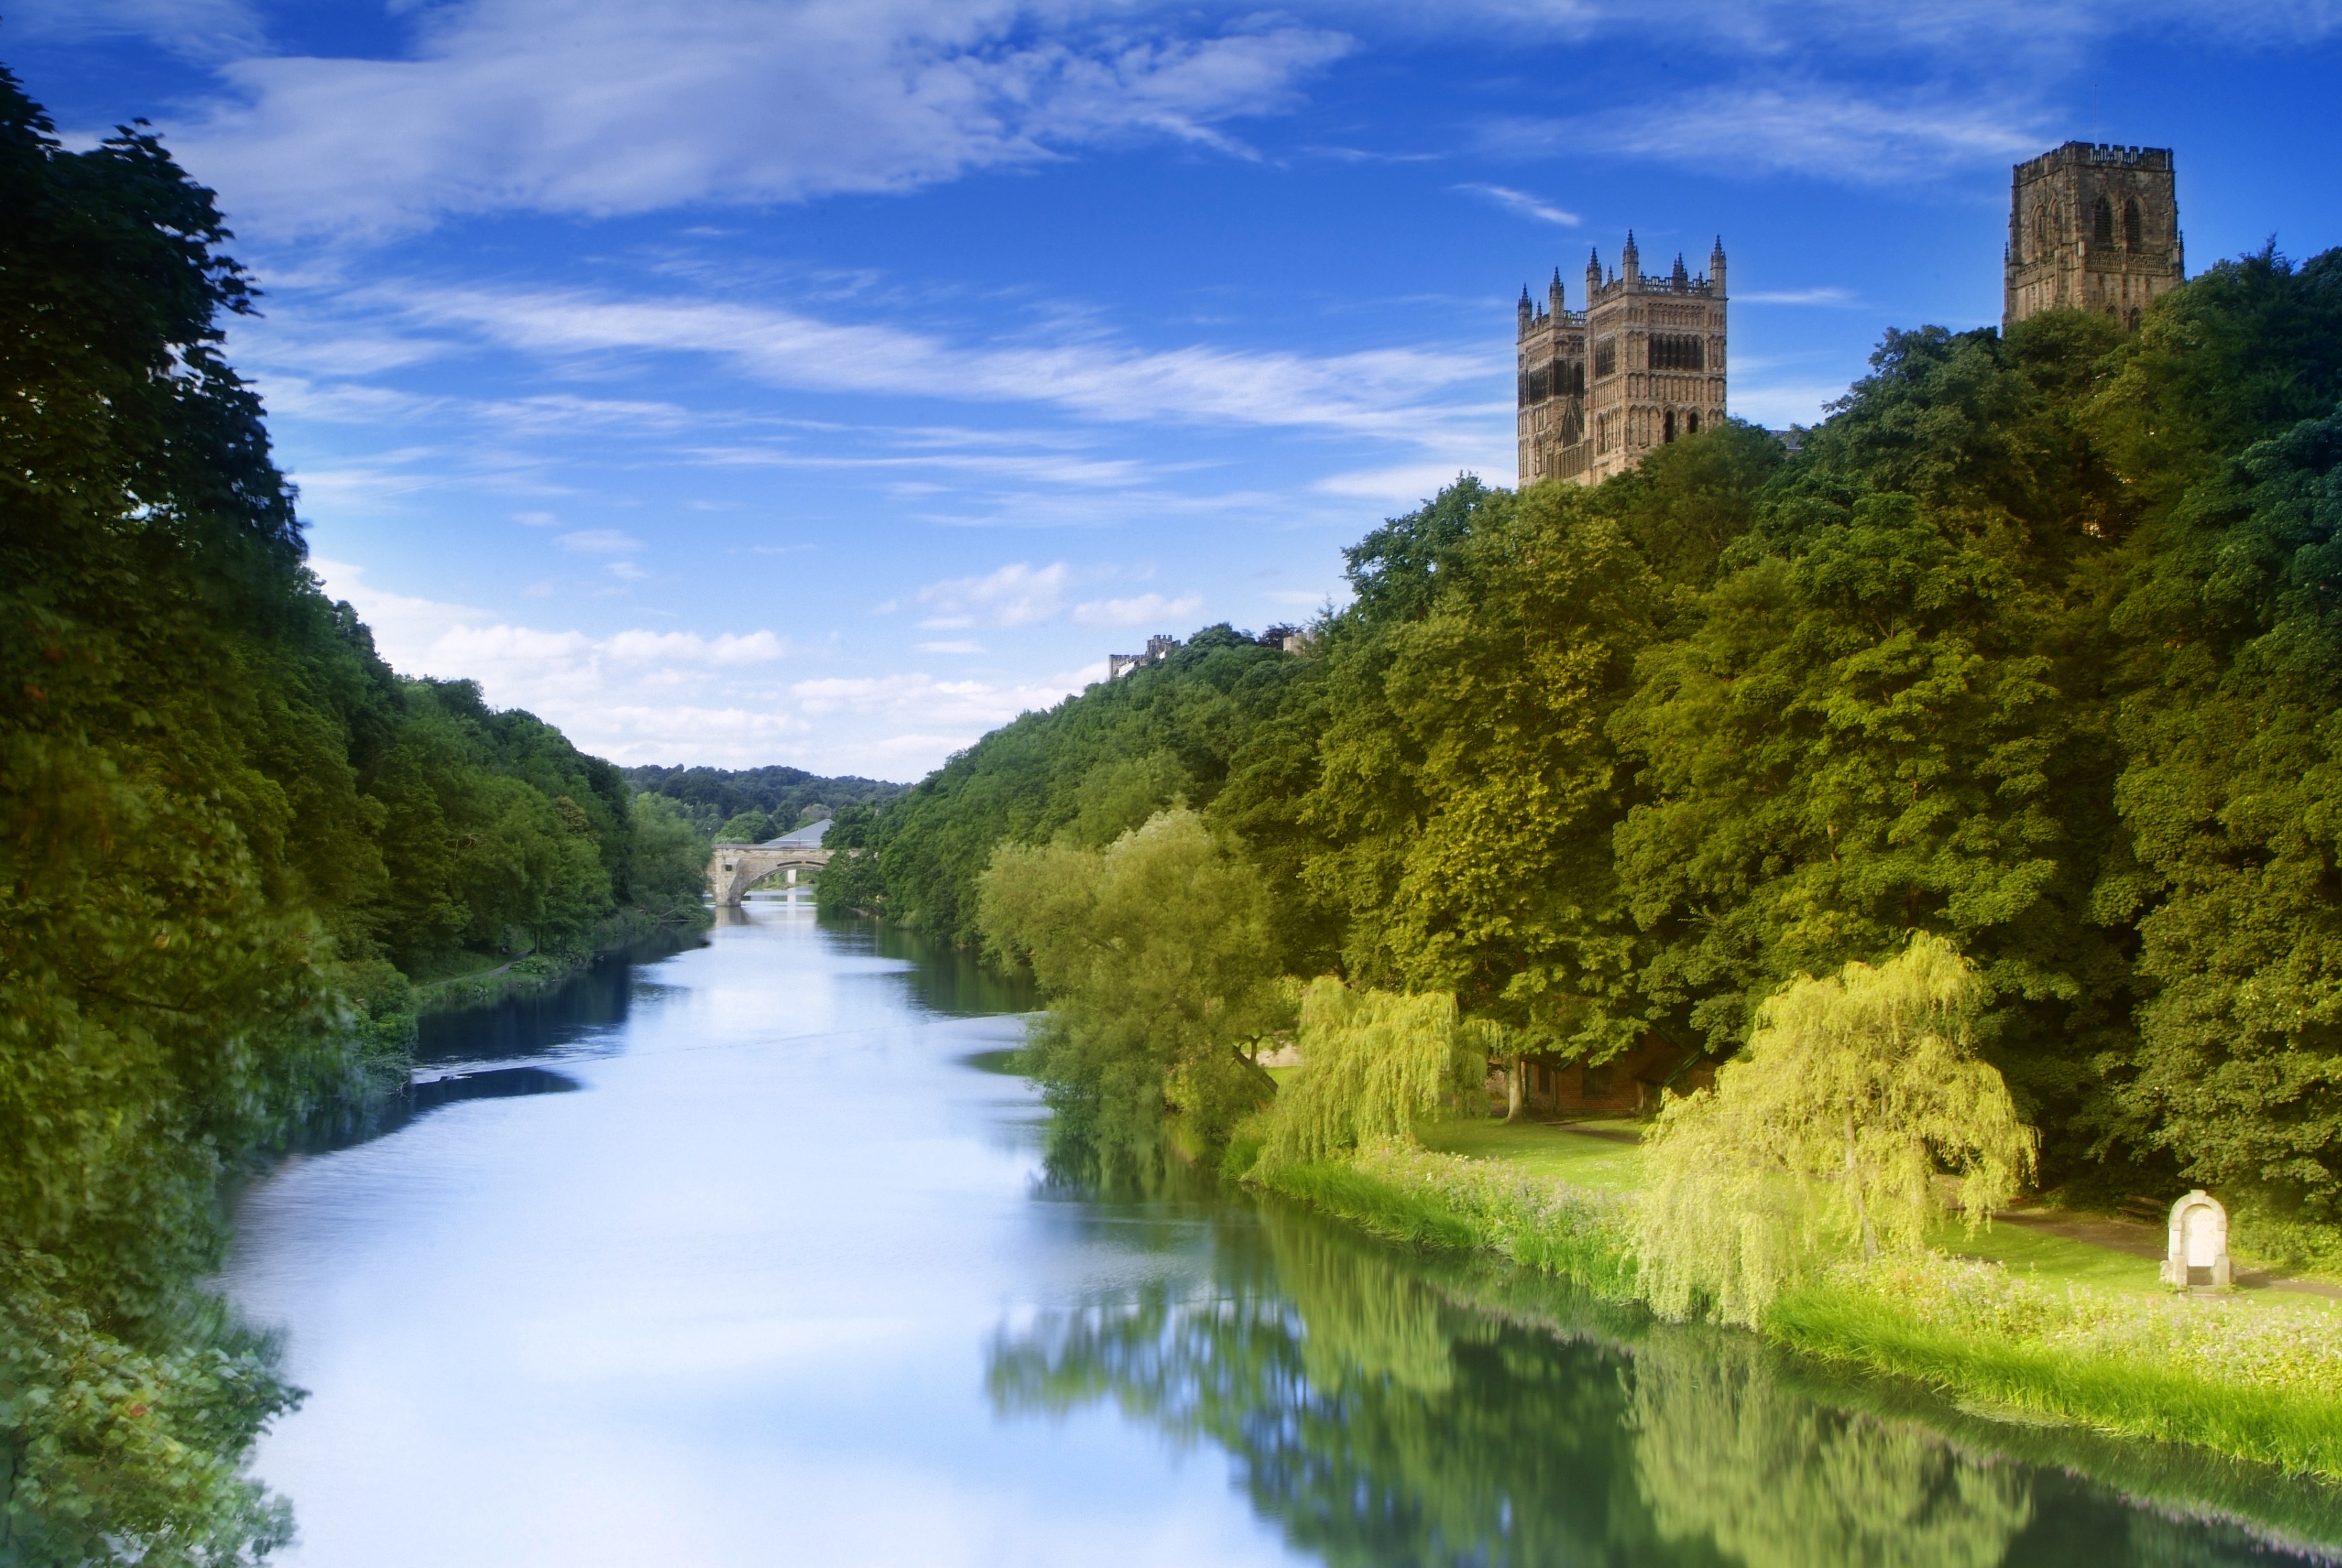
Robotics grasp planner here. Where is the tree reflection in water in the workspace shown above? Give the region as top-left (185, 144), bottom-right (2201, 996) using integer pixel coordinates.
top-left (988, 1200), bottom-right (2326, 1568)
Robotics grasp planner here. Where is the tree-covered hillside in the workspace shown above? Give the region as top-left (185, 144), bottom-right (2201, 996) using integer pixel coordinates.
top-left (832, 249), bottom-right (2342, 1232)
top-left (623, 762), bottom-right (906, 838)
top-left (0, 66), bottom-right (705, 1560)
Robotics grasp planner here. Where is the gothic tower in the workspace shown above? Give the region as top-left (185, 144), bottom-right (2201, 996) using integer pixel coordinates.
top-left (1516, 233), bottom-right (1727, 489)
top-left (2005, 143), bottom-right (2183, 331)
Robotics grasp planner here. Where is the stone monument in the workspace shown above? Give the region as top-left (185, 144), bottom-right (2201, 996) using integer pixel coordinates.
top-left (2161, 1189), bottom-right (2231, 1289)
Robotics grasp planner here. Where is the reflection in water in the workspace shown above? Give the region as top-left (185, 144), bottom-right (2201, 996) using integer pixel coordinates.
top-left (991, 1200), bottom-right (2333, 1567)
top-left (235, 907), bottom-right (2339, 1568)
top-left (1631, 1334), bottom-right (2031, 1568)
top-left (416, 929), bottom-right (701, 1064)
top-left (833, 914), bottom-right (1036, 1018)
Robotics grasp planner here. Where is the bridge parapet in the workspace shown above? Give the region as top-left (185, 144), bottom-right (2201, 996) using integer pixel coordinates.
top-left (707, 843), bottom-right (832, 905)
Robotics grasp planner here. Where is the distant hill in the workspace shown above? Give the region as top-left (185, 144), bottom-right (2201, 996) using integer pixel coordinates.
top-left (623, 764), bottom-right (908, 829)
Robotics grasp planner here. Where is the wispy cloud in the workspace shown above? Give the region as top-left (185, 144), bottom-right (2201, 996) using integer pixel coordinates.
top-left (1457, 182), bottom-right (1581, 226)
top-left (1070, 593), bottom-right (1203, 628)
top-left (1487, 85), bottom-right (2044, 180)
top-left (915, 562), bottom-right (1074, 628)
top-left (1735, 286), bottom-right (1860, 305)
top-left (6, 0), bottom-right (264, 61)
top-left (1315, 461), bottom-right (1501, 505)
top-left (557, 529), bottom-right (643, 554)
top-left (373, 284), bottom-right (1497, 440)
top-left (165, 1), bottom-right (1350, 239)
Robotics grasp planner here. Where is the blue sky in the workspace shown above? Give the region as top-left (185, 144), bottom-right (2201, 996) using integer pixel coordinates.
top-left (10, 1), bottom-right (2341, 778)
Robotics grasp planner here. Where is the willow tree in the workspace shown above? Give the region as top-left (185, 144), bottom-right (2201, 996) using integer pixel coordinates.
top-left (978, 808), bottom-right (1284, 1167)
top-left (1635, 935), bottom-right (2036, 1325)
top-left (1263, 980), bottom-right (1484, 1166)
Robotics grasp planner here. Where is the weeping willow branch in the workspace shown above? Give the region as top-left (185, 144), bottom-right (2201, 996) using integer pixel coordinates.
top-left (1633, 933), bottom-right (2037, 1326)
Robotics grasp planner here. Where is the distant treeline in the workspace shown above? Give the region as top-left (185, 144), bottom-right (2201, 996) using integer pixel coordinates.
top-left (625, 762), bottom-right (905, 842)
top-left (826, 248), bottom-right (2342, 1233)
top-left (0, 67), bottom-right (709, 1559)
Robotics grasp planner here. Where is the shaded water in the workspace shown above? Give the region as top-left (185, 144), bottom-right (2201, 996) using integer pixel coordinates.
top-left (225, 903), bottom-right (2341, 1566)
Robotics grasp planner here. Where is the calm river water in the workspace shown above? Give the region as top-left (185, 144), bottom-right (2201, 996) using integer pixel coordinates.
top-left (226, 901), bottom-right (2342, 1566)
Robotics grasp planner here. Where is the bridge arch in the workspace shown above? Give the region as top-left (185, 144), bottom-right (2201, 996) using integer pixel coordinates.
top-left (706, 820), bottom-right (833, 906)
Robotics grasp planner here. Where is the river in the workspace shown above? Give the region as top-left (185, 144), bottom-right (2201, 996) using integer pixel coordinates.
top-left (225, 900), bottom-right (2342, 1566)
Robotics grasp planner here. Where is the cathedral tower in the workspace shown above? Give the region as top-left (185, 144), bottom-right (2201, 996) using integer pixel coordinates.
top-left (2005, 143), bottom-right (2183, 331)
top-left (1516, 233), bottom-right (1727, 488)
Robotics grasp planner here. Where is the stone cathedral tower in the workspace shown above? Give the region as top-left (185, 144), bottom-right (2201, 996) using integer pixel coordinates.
top-left (2005, 143), bottom-right (2184, 331)
top-left (1516, 233), bottom-right (1728, 489)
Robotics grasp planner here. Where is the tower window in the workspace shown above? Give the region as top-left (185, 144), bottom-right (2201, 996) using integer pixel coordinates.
top-left (1687, 410), bottom-right (1701, 435)
top-left (1650, 334), bottom-right (1705, 372)
top-left (2031, 204), bottom-right (2051, 264)
top-left (1664, 410), bottom-right (1676, 444)
top-left (1593, 338), bottom-right (1617, 379)
top-left (2124, 199), bottom-right (2143, 252)
top-left (2093, 196), bottom-right (2115, 245)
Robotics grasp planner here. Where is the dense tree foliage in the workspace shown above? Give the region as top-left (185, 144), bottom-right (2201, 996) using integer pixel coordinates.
top-left (0, 67), bottom-right (713, 1559)
top-left (622, 762), bottom-right (903, 830)
top-left (841, 251), bottom-right (2342, 1234)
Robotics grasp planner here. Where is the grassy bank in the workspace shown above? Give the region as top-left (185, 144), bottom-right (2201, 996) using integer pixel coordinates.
top-left (413, 906), bottom-right (705, 1016)
top-left (1246, 1127), bottom-right (2342, 1481)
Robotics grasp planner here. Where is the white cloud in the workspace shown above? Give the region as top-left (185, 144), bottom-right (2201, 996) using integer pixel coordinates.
top-left (1488, 85), bottom-right (2044, 180)
top-left (373, 284), bottom-right (1497, 440)
top-left (791, 667), bottom-right (1095, 730)
top-left (5, 0), bottom-right (263, 59)
top-left (166, 1), bottom-right (1350, 239)
top-left (1457, 182), bottom-right (1581, 226)
top-left (307, 557), bottom-right (1106, 769)
top-left (557, 529), bottom-right (643, 553)
top-left (1314, 462), bottom-right (1499, 504)
top-left (916, 640), bottom-right (987, 654)
top-left (1070, 594), bottom-right (1202, 628)
top-left (914, 563), bottom-right (1073, 628)
top-left (1736, 287), bottom-right (1860, 306)
top-left (602, 630), bottom-right (792, 665)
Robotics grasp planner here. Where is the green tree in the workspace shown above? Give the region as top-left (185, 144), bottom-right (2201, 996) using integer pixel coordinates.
top-left (715, 809), bottom-right (775, 843)
top-left (628, 793), bottom-right (713, 922)
top-left (1262, 980), bottom-right (1483, 1166)
top-left (1635, 935), bottom-right (2036, 1325)
top-left (2113, 409), bottom-right (2342, 1216)
top-left (875, 626), bottom-right (1302, 945)
top-left (1612, 326), bottom-right (2134, 1167)
top-left (978, 809), bottom-right (1284, 1165)
top-left (0, 65), bottom-right (319, 1557)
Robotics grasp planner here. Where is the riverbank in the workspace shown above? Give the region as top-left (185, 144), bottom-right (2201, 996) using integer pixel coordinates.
top-left (412, 906), bottom-right (710, 1017)
top-left (1243, 1131), bottom-right (2342, 1481)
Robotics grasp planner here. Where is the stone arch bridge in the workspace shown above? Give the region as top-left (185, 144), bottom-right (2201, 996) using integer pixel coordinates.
top-left (707, 821), bottom-right (832, 906)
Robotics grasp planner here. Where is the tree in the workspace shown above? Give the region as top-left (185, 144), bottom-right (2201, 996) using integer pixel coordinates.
top-left (628, 793), bottom-right (713, 923)
top-left (1261, 980), bottom-right (1483, 1166)
top-left (1611, 325), bottom-right (2135, 1171)
top-left (1635, 935), bottom-right (2036, 1325)
top-left (715, 809), bottom-right (775, 843)
top-left (978, 809), bottom-right (1284, 1166)
top-left (2113, 409), bottom-right (2342, 1216)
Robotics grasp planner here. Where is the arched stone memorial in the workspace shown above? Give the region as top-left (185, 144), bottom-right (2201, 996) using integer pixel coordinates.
top-left (2160, 1190), bottom-right (2231, 1290)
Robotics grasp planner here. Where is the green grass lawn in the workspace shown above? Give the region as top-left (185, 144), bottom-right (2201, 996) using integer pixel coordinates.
top-left (1930, 1219), bottom-right (2167, 1297)
top-left (1418, 1117), bottom-right (1647, 1191)
top-left (1415, 1115), bottom-right (2340, 1314)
